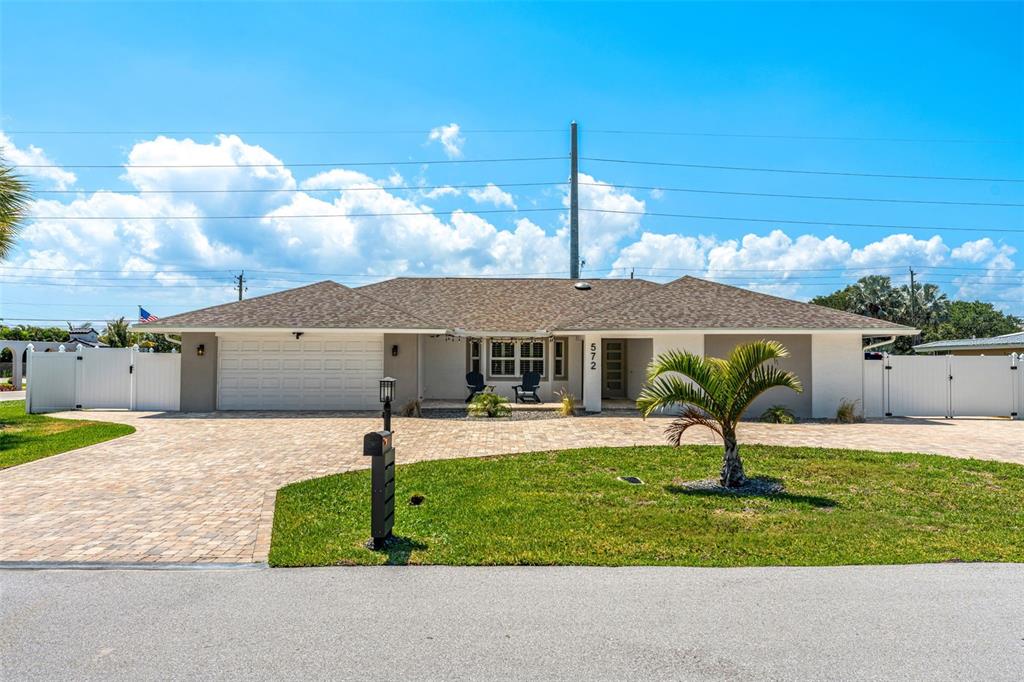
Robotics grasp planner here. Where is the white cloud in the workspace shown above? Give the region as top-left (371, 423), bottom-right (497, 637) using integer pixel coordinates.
top-left (0, 131), bottom-right (77, 190)
top-left (848, 234), bottom-right (948, 268)
top-left (420, 185), bottom-right (462, 199)
top-left (467, 183), bottom-right (516, 209)
top-left (427, 123), bottom-right (464, 158)
top-left (566, 173), bottom-right (646, 271)
top-left (951, 238), bottom-right (998, 263)
top-left (649, 188), bottom-right (665, 200)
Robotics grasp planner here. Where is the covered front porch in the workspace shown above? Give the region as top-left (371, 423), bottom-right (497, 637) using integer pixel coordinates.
top-left (384, 332), bottom-right (658, 411)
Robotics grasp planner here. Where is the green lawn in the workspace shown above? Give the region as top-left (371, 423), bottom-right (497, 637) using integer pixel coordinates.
top-left (270, 445), bottom-right (1024, 567)
top-left (0, 400), bottom-right (135, 469)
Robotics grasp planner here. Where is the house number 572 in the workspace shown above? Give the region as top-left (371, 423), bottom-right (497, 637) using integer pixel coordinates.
top-left (589, 343), bottom-right (597, 370)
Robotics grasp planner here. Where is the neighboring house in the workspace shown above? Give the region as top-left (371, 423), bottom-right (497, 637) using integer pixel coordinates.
top-left (134, 276), bottom-right (915, 417)
top-left (912, 331), bottom-right (1024, 356)
top-left (1, 324), bottom-right (105, 389)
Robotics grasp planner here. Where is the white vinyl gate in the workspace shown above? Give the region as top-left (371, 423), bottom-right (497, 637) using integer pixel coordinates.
top-left (25, 344), bottom-right (181, 413)
top-left (864, 353), bottom-right (1021, 419)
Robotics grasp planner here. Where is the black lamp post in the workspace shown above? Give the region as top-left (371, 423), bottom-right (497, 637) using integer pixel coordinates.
top-left (379, 377), bottom-right (396, 431)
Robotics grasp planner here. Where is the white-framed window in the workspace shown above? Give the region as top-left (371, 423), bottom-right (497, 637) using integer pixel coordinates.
top-left (469, 340), bottom-right (482, 374)
top-left (490, 341), bottom-right (516, 377)
top-left (520, 341), bottom-right (544, 375)
top-left (553, 338), bottom-right (567, 379)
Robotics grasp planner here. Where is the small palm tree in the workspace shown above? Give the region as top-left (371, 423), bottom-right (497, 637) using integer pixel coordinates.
top-left (637, 340), bottom-right (803, 488)
top-left (0, 158), bottom-right (31, 261)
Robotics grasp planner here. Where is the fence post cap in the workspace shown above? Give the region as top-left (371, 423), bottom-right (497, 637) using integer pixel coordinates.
top-left (25, 343), bottom-right (34, 352)
top-left (76, 343), bottom-right (84, 352)
top-left (58, 344), bottom-right (65, 352)
top-left (131, 344), bottom-right (140, 351)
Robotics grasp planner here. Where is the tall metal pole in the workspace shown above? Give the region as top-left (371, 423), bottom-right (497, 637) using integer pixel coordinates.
top-left (908, 267), bottom-right (916, 328)
top-left (569, 121), bottom-right (580, 279)
top-left (235, 270), bottom-right (246, 301)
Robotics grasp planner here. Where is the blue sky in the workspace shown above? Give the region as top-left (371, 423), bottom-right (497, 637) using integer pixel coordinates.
top-left (1, 0), bottom-right (1022, 325)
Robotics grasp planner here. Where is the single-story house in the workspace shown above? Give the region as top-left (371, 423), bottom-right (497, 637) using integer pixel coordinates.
top-left (134, 276), bottom-right (915, 417)
top-left (912, 331), bottom-right (1024, 356)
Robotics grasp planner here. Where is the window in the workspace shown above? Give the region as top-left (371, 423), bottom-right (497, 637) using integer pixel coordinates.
top-left (520, 341), bottom-right (544, 375)
top-left (490, 341), bottom-right (515, 376)
top-left (553, 338), bottom-right (567, 379)
top-left (469, 340), bottom-right (481, 374)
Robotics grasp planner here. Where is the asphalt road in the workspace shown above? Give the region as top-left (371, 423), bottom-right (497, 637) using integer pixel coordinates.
top-left (1, 564), bottom-right (1022, 681)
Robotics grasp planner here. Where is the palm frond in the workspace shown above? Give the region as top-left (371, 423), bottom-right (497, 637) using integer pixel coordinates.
top-left (730, 364), bottom-right (803, 418)
top-left (663, 406), bottom-right (724, 445)
top-left (643, 349), bottom-right (725, 414)
top-left (0, 159), bottom-right (32, 261)
top-left (636, 373), bottom-right (718, 418)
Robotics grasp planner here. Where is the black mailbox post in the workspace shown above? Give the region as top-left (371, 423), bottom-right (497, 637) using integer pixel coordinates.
top-left (363, 430), bottom-right (395, 549)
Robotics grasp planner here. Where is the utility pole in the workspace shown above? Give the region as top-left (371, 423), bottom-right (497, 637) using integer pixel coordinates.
top-left (234, 270), bottom-right (246, 301)
top-left (569, 121), bottom-right (580, 279)
top-left (908, 266), bottom-right (917, 328)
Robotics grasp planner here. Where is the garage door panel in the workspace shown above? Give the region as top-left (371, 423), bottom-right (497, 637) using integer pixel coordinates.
top-left (218, 333), bottom-right (384, 410)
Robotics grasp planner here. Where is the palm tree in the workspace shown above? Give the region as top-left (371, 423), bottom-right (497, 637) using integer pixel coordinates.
top-left (637, 340), bottom-right (803, 488)
top-left (847, 275), bottom-right (903, 321)
top-left (101, 317), bottom-right (134, 348)
top-left (0, 158), bottom-right (31, 261)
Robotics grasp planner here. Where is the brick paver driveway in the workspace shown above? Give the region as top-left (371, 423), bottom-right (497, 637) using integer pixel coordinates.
top-left (2, 411), bottom-right (1021, 565)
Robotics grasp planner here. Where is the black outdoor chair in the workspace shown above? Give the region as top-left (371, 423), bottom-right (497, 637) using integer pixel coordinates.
top-left (513, 371), bottom-right (542, 403)
top-left (466, 371), bottom-right (493, 403)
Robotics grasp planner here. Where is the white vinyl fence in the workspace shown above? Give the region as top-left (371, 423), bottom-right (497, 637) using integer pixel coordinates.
top-left (26, 344), bottom-right (180, 413)
top-left (863, 352), bottom-right (1021, 419)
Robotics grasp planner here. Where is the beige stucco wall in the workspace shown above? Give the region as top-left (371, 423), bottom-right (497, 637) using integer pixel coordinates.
top-left (179, 332), bottom-right (218, 412)
top-left (383, 333), bottom-right (419, 406)
top-left (811, 333), bottom-right (863, 419)
top-left (421, 335), bottom-right (467, 400)
top-left (704, 333), bottom-right (813, 419)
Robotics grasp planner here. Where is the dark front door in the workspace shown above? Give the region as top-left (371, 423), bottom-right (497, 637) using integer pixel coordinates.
top-left (603, 340), bottom-right (626, 398)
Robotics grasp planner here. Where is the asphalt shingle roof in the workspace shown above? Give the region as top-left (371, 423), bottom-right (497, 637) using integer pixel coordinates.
top-left (357, 277), bottom-right (659, 332)
top-left (136, 276), bottom-right (913, 333)
top-left (559, 276), bottom-right (914, 331)
top-left (136, 281), bottom-right (435, 330)
top-left (913, 331), bottom-right (1024, 351)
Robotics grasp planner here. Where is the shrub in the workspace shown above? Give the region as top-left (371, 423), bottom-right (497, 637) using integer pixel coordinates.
top-left (760, 405), bottom-right (796, 424)
top-left (399, 399), bottom-right (422, 418)
top-left (836, 398), bottom-right (864, 424)
top-left (555, 389), bottom-right (576, 417)
top-left (468, 392), bottom-right (511, 418)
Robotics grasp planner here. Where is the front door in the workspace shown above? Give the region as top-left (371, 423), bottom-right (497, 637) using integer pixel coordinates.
top-left (603, 340), bottom-right (626, 398)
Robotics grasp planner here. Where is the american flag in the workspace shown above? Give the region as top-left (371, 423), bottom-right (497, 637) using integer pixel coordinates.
top-left (139, 307), bottom-right (158, 323)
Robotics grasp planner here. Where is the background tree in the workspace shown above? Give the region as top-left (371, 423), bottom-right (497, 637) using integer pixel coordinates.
top-left (923, 301), bottom-right (1023, 343)
top-left (0, 157), bottom-right (31, 261)
top-left (100, 318), bottom-right (133, 348)
top-left (637, 340), bottom-right (802, 488)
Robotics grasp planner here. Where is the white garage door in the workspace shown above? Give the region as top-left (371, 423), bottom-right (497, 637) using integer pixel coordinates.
top-left (217, 334), bottom-right (384, 410)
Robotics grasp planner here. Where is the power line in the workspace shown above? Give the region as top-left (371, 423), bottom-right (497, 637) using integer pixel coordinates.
top-left (8, 127), bottom-right (1020, 144)
top-left (582, 208), bottom-right (1024, 233)
top-left (582, 157), bottom-right (1024, 183)
top-left (13, 156), bottom-right (567, 170)
top-left (27, 207), bottom-right (562, 221)
top-left (581, 182), bottom-right (1024, 208)
top-left (22, 206), bottom-right (1022, 232)
top-left (4, 128), bottom-right (564, 135)
top-left (586, 129), bottom-right (1024, 145)
top-left (31, 181), bottom-right (569, 195)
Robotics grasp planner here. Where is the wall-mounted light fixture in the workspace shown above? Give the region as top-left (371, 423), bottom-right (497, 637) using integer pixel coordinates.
top-left (293, 332), bottom-right (304, 340)
top-left (196, 344), bottom-right (205, 357)
top-left (391, 344), bottom-right (399, 357)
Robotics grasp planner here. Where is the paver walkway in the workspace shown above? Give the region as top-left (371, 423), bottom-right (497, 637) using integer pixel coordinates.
top-left (1, 411), bottom-right (1021, 564)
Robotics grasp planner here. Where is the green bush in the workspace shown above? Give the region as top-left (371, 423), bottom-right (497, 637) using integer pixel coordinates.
top-left (468, 392), bottom-right (511, 418)
top-left (760, 405), bottom-right (796, 424)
